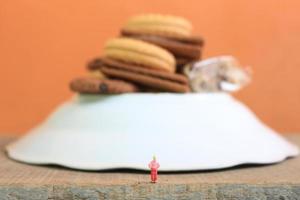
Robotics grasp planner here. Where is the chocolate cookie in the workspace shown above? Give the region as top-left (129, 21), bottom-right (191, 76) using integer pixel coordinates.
top-left (122, 30), bottom-right (203, 59)
top-left (92, 58), bottom-right (190, 93)
top-left (70, 77), bottom-right (138, 94)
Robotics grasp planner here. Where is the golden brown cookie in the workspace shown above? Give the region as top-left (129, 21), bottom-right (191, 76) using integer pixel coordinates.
top-left (104, 37), bottom-right (175, 73)
top-left (70, 77), bottom-right (139, 94)
top-left (95, 58), bottom-right (190, 93)
top-left (123, 14), bottom-right (192, 39)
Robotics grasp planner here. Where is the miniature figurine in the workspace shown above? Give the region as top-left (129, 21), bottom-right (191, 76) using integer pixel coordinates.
top-left (148, 156), bottom-right (160, 183)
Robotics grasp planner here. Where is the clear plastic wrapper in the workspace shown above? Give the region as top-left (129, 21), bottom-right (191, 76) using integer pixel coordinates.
top-left (184, 56), bottom-right (251, 93)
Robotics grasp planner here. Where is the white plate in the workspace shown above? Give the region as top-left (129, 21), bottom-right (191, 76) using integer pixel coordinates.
top-left (6, 93), bottom-right (299, 171)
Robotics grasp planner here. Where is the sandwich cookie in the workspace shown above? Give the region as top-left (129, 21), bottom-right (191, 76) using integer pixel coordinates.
top-left (91, 57), bottom-right (190, 93)
top-left (122, 30), bottom-right (203, 59)
top-left (99, 37), bottom-right (189, 92)
top-left (104, 37), bottom-right (175, 73)
top-left (70, 77), bottom-right (138, 94)
top-left (121, 14), bottom-right (204, 72)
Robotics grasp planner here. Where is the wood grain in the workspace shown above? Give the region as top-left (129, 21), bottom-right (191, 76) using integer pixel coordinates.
top-left (0, 135), bottom-right (299, 199)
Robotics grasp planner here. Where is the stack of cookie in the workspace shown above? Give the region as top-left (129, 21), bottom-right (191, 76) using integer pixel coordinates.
top-left (70, 14), bottom-right (203, 94)
top-left (121, 14), bottom-right (204, 73)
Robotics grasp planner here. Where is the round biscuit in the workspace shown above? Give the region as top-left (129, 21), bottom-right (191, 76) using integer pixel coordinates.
top-left (104, 48), bottom-right (174, 72)
top-left (126, 14), bottom-right (192, 32)
top-left (104, 38), bottom-right (175, 72)
top-left (124, 14), bottom-right (192, 38)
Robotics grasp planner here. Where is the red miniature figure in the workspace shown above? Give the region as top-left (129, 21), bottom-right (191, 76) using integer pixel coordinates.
top-left (148, 156), bottom-right (160, 183)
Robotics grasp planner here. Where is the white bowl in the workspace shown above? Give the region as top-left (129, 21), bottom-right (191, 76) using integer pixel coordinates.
top-left (6, 93), bottom-right (299, 171)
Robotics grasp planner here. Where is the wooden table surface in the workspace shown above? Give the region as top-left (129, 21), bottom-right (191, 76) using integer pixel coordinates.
top-left (0, 135), bottom-right (299, 200)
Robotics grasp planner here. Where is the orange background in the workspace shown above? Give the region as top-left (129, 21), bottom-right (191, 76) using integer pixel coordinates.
top-left (0, 0), bottom-right (299, 135)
